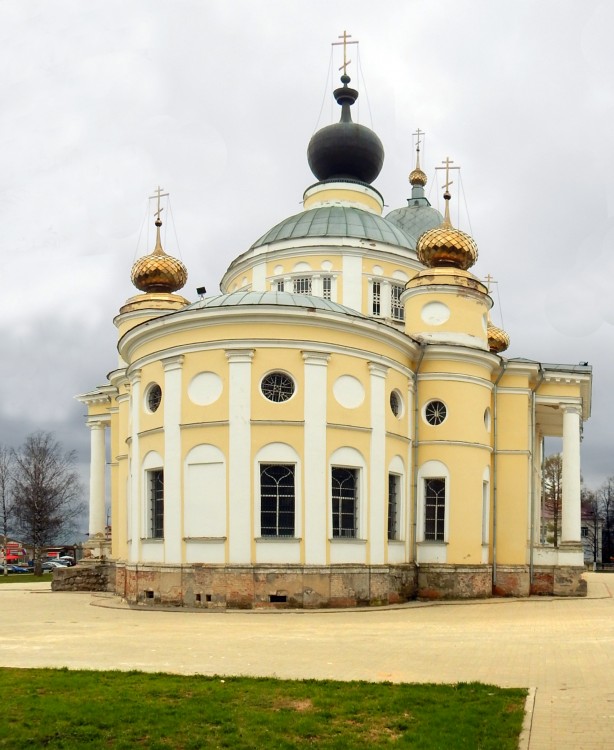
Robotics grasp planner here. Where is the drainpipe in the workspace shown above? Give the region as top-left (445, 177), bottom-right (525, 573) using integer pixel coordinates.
top-left (411, 343), bottom-right (427, 565)
top-left (492, 361), bottom-right (507, 589)
top-left (528, 366), bottom-right (545, 587)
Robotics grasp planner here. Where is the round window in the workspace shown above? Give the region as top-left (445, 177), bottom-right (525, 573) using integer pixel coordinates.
top-left (390, 390), bottom-right (403, 418)
top-left (424, 400), bottom-right (447, 426)
top-left (146, 384), bottom-right (162, 413)
top-left (261, 372), bottom-right (295, 403)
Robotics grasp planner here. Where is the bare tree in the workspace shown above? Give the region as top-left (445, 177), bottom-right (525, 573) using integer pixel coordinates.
top-left (598, 478), bottom-right (614, 564)
top-left (542, 453), bottom-right (563, 547)
top-left (11, 431), bottom-right (84, 576)
top-left (581, 487), bottom-right (601, 564)
top-left (0, 446), bottom-right (13, 576)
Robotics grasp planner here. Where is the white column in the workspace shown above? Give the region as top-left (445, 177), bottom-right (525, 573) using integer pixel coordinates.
top-left (302, 351), bottom-right (330, 564)
top-left (311, 274), bottom-right (322, 297)
top-left (561, 405), bottom-right (582, 544)
top-left (162, 355), bottom-right (184, 563)
top-left (226, 349), bottom-right (254, 563)
top-left (341, 254), bottom-right (363, 311)
top-left (87, 420), bottom-right (107, 537)
top-left (368, 362), bottom-right (388, 564)
top-left (381, 280), bottom-right (392, 319)
top-left (129, 369), bottom-right (141, 562)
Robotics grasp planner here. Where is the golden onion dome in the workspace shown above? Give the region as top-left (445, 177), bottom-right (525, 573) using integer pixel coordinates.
top-left (409, 167), bottom-right (427, 187)
top-left (131, 218), bottom-right (187, 294)
top-left (416, 190), bottom-right (478, 270)
top-left (487, 321), bottom-right (510, 353)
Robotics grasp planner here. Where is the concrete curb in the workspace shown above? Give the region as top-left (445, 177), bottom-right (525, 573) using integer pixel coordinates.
top-left (518, 687), bottom-right (536, 749)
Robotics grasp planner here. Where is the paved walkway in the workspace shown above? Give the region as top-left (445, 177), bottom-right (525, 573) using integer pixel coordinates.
top-left (1, 573), bottom-right (614, 748)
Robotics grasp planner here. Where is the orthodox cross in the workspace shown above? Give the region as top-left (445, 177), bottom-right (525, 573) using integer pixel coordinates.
top-left (413, 128), bottom-right (423, 154)
top-left (483, 274), bottom-right (497, 293)
top-left (150, 185), bottom-right (169, 221)
top-left (435, 156), bottom-right (460, 194)
top-left (332, 30), bottom-right (359, 74)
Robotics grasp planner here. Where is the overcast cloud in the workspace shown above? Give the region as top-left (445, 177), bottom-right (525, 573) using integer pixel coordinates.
top-left (0, 0), bottom-right (612, 499)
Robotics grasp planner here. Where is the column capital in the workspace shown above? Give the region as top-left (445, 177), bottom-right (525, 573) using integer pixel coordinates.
top-left (127, 367), bottom-right (142, 386)
top-left (302, 351), bottom-right (330, 366)
top-left (225, 348), bottom-right (255, 364)
top-left (562, 403), bottom-right (583, 417)
top-left (161, 354), bottom-right (185, 372)
top-left (368, 362), bottom-right (389, 378)
top-left (86, 417), bottom-right (110, 429)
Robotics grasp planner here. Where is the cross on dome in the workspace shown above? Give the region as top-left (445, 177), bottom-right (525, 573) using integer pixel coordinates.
top-left (332, 30), bottom-right (358, 75)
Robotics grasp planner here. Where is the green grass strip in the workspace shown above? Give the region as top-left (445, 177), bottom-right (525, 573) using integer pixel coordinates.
top-left (0, 668), bottom-right (526, 749)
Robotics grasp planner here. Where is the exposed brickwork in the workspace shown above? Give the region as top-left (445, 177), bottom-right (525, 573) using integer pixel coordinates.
top-left (493, 566), bottom-right (531, 597)
top-left (55, 561), bottom-right (586, 606)
top-left (417, 565), bottom-right (492, 600)
top-left (114, 563), bottom-right (417, 609)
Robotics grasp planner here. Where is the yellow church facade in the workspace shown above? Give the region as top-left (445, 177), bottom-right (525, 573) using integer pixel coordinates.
top-left (74, 65), bottom-right (591, 608)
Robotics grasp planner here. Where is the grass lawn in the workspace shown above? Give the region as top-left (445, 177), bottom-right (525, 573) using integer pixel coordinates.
top-left (0, 668), bottom-right (526, 749)
top-left (0, 573), bottom-right (50, 583)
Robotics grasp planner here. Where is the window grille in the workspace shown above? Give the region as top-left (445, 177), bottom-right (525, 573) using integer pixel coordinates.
top-left (425, 400), bottom-right (447, 425)
top-left (261, 372), bottom-right (295, 402)
top-left (424, 477), bottom-right (445, 541)
top-left (260, 464), bottom-right (295, 537)
top-left (391, 284), bottom-right (404, 321)
top-left (149, 469), bottom-right (164, 539)
top-left (390, 391), bottom-right (401, 417)
top-left (332, 467), bottom-right (358, 538)
top-left (293, 277), bottom-right (312, 295)
top-left (372, 281), bottom-right (381, 316)
top-left (147, 384), bottom-right (162, 413)
top-left (322, 275), bottom-right (332, 300)
top-left (388, 474), bottom-right (400, 540)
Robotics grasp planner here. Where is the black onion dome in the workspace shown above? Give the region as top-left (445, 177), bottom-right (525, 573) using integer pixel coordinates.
top-left (307, 75), bottom-right (384, 184)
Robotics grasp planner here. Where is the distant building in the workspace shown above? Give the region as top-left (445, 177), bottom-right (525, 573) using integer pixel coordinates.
top-left (75, 47), bottom-right (592, 607)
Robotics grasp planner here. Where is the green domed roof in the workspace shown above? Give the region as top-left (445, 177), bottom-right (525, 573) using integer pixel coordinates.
top-left (251, 206), bottom-right (416, 250)
top-left (186, 291), bottom-right (370, 318)
top-left (385, 202), bottom-right (443, 241)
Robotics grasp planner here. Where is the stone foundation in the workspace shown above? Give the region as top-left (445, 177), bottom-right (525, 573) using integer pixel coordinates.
top-left (417, 564), bottom-right (493, 600)
top-left (51, 561), bottom-right (115, 592)
top-left (51, 560), bottom-right (587, 606)
top-left (115, 563), bottom-right (418, 609)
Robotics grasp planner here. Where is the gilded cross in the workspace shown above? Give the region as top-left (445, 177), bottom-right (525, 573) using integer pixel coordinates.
top-left (150, 185), bottom-right (169, 221)
top-left (435, 156), bottom-right (460, 194)
top-left (483, 274), bottom-right (497, 292)
top-left (413, 128), bottom-right (423, 153)
top-left (332, 30), bottom-right (359, 74)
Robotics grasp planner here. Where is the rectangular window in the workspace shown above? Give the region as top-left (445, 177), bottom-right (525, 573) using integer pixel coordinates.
top-left (424, 477), bottom-right (445, 541)
top-left (274, 279), bottom-right (285, 292)
top-left (293, 277), bottom-right (312, 295)
top-left (322, 275), bottom-right (332, 300)
top-left (260, 464), bottom-right (295, 537)
top-left (391, 283), bottom-right (404, 321)
top-left (148, 469), bottom-right (164, 539)
top-left (581, 526), bottom-right (589, 538)
top-left (332, 467), bottom-right (358, 538)
top-left (388, 474), bottom-right (400, 540)
top-left (372, 280), bottom-right (381, 316)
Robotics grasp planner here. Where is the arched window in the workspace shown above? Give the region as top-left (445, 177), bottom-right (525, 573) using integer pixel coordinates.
top-left (260, 465), bottom-right (295, 537)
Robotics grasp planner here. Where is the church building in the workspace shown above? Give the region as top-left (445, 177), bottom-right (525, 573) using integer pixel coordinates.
top-left (71, 45), bottom-right (592, 608)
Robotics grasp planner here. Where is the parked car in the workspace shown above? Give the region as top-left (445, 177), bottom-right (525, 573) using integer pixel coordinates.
top-left (6, 565), bottom-right (28, 573)
top-left (58, 556), bottom-right (76, 566)
top-left (45, 560), bottom-right (68, 569)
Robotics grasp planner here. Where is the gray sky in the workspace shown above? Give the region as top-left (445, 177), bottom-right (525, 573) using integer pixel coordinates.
top-left (0, 0), bottom-right (612, 495)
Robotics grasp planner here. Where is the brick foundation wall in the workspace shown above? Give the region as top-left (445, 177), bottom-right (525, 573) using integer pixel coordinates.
top-left (417, 564), bottom-right (493, 600)
top-left (116, 563), bottom-right (418, 609)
